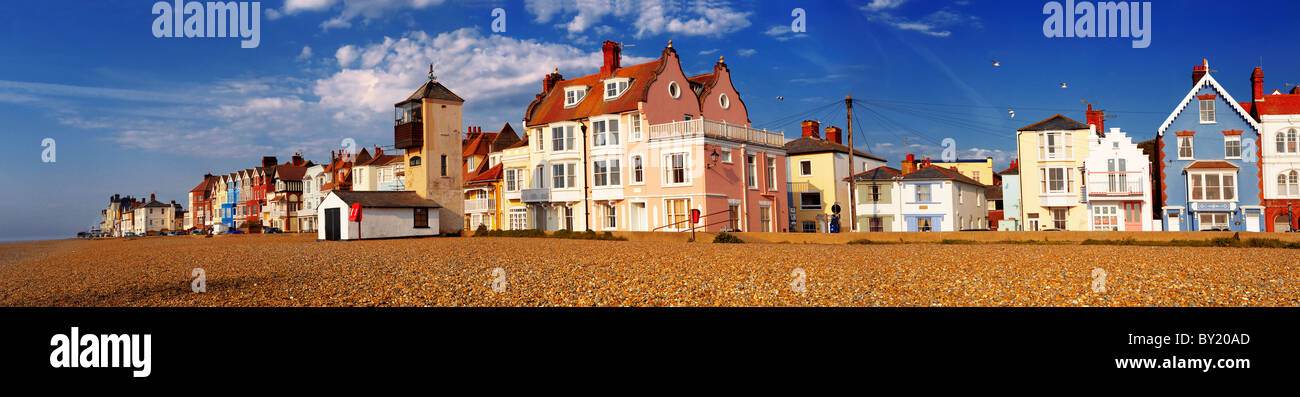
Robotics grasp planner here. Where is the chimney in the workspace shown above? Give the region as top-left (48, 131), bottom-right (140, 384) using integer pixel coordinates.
top-left (150, 194), bottom-right (155, 202)
top-left (801, 120), bottom-right (821, 139)
top-left (291, 153), bottom-right (304, 166)
top-left (331, 150), bottom-right (336, 160)
top-left (1086, 104), bottom-right (1105, 133)
top-left (922, 157), bottom-right (931, 168)
top-left (825, 126), bottom-right (843, 144)
top-left (1010, 159), bottom-right (1018, 169)
top-left (374, 146), bottom-right (383, 157)
top-left (1192, 58), bottom-right (1209, 86)
top-left (542, 68), bottom-right (563, 93)
top-left (600, 40), bottom-right (622, 76)
top-left (1251, 66), bottom-right (1264, 103)
top-left (902, 154), bottom-right (917, 174)
top-left (262, 156), bottom-right (277, 167)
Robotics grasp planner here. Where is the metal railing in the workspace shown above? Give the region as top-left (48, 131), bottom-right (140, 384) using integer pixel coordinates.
top-left (647, 119), bottom-right (785, 147)
top-left (651, 209), bottom-right (734, 232)
top-left (1086, 173), bottom-right (1144, 196)
top-left (466, 198), bottom-right (496, 212)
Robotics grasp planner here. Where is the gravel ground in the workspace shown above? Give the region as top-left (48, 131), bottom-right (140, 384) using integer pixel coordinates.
top-left (0, 235), bottom-right (1296, 307)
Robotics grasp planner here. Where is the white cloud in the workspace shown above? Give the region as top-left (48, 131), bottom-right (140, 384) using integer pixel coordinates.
top-left (335, 45), bottom-right (359, 67)
top-left (860, 3), bottom-right (980, 38)
top-left (698, 48), bottom-right (718, 55)
top-left (736, 48), bottom-right (756, 57)
top-left (863, 0), bottom-right (907, 11)
top-left (524, 0), bottom-right (751, 39)
top-left (763, 24), bottom-right (808, 41)
top-left (297, 46), bottom-right (314, 60)
top-left (276, 0), bottom-right (449, 30)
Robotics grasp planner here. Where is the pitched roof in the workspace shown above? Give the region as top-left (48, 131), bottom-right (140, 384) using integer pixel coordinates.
top-left (1018, 114), bottom-right (1090, 131)
top-left (999, 164), bottom-right (1019, 175)
top-left (1185, 160), bottom-right (1239, 169)
top-left (902, 165), bottom-right (986, 187)
top-left (189, 176), bottom-right (215, 193)
top-left (1251, 93), bottom-right (1300, 116)
top-left (329, 191), bottom-right (442, 208)
top-left (784, 136), bottom-right (886, 162)
top-left (984, 185), bottom-right (1003, 201)
top-left (524, 56), bottom-right (665, 127)
top-left (272, 165), bottom-right (307, 181)
top-left (1157, 66), bottom-right (1261, 136)
top-left (399, 80), bottom-right (464, 104)
top-left (467, 164), bottom-right (503, 184)
top-left (846, 166), bottom-right (903, 181)
top-left (142, 199), bottom-right (170, 208)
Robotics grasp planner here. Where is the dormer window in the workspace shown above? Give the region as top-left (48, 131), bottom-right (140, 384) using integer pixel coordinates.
top-left (604, 78), bottom-right (630, 100)
top-left (564, 86), bottom-right (587, 107)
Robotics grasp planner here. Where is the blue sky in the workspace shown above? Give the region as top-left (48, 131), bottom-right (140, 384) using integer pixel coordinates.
top-left (2, 0), bottom-right (1298, 240)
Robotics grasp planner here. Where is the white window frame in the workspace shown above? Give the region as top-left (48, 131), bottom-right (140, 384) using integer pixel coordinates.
top-left (1092, 205), bottom-right (1119, 231)
top-left (664, 198), bottom-right (692, 230)
top-left (1039, 166), bottom-right (1073, 194)
top-left (1178, 136), bottom-right (1195, 160)
top-left (629, 113), bottom-right (642, 141)
top-left (564, 86), bottom-right (587, 108)
top-left (1224, 135), bottom-right (1241, 159)
top-left (720, 150), bottom-right (732, 163)
top-left (505, 169), bottom-right (520, 192)
top-left (719, 93), bottom-right (730, 109)
top-left (1277, 128), bottom-right (1299, 154)
top-left (592, 117), bottom-right (620, 147)
top-left (799, 191), bottom-right (822, 210)
top-left (593, 158), bottom-right (622, 187)
top-left (550, 124), bottom-right (577, 152)
top-left (1187, 171), bottom-right (1236, 202)
top-left (915, 184), bottom-right (932, 202)
top-left (630, 154), bottom-right (644, 185)
top-left (1199, 99), bottom-right (1216, 124)
top-left (552, 163), bottom-right (577, 189)
top-left (746, 154), bottom-right (757, 189)
top-left (1198, 213), bottom-right (1229, 231)
top-left (604, 203), bottom-right (618, 229)
top-left (668, 81), bottom-right (681, 99)
top-left (1279, 170), bottom-right (1300, 198)
top-left (603, 77), bottom-right (630, 100)
top-left (664, 152), bottom-right (691, 186)
top-left (1038, 131), bottom-right (1073, 160)
top-left (798, 159), bottom-right (813, 176)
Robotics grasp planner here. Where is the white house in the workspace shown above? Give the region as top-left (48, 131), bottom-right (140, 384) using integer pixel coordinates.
top-left (316, 190), bottom-right (441, 241)
top-left (298, 164), bottom-right (326, 232)
top-left (1084, 128), bottom-right (1155, 231)
top-left (848, 163), bottom-right (987, 232)
top-left (1247, 66), bottom-right (1300, 232)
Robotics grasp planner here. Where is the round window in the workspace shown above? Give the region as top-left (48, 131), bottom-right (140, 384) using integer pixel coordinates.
top-left (719, 94), bottom-right (730, 109)
top-left (668, 81), bottom-right (680, 99)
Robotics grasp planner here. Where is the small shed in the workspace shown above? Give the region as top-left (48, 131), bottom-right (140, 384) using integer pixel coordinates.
top-left (317, 191), bottom-right (442, 241)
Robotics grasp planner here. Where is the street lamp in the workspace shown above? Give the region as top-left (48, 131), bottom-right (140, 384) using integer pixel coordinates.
top-left (707, 149), bottom-right (720, 168)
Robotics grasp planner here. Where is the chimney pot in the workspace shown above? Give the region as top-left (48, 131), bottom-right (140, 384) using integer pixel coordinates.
top-left (825, 126), bottom-right (843, 144)
top-left (1192, 59), bottom-right (1209, 87)
top-left (600, 41), bottom-right (622, 76)
top-left (1251, 66), bottom-right (1265, 103)
top-left (150, 194), bottom-right (155, 201)
top-left (801, 120), bottom-right (821, 139)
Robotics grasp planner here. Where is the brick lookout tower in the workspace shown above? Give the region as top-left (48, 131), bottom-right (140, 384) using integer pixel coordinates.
top-left (395, 65), bottom-right (465, 234)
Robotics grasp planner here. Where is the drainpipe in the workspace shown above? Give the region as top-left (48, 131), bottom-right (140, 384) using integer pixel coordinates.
top-left (740, 143), bottom-right (749, 232)
top-left (581, 123), bottom-right (591, 231)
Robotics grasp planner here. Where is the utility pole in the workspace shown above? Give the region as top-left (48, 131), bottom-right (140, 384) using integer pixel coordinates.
top-left (846, 95), bottom-right (856, 232)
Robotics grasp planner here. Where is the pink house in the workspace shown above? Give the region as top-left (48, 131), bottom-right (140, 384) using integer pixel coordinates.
top-left (520, 40), bottom-right (788, 232)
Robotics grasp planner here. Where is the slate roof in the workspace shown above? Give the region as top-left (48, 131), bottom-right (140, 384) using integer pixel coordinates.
top-left (845, 166), bottom-right (903, 181)
top-left (1017, 114), bottom-right (1090, 131)
top-left (400, 80), bottom-right (464, 104)
top-left (784, 136), bottom-right (887, 162)
top-left (329, 191), bottom-right (442, 208)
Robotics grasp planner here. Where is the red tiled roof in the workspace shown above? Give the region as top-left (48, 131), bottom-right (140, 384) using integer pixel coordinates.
top-left (1254, 93), bottom-right (1300, 116)
top-left (189, 176), bottom-right (215, 193)
top-left (524, 55), bottom-right (666, 127)
top-left (467, 164), bottom-right (503, 184)
top-left (1185, 160), bottom-right (1239, 169)
top-left (273, 165), bottom-right (307, 181)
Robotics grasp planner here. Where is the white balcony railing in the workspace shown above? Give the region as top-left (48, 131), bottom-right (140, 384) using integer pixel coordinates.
top-left (521, 188), bottom-right (550, 203)
top-left (466, 198), bottom-right (496, 212)
top-left (648, 119), bottom-right (785, 147)
top-left (1087, 173), bottom-right (1144, 196)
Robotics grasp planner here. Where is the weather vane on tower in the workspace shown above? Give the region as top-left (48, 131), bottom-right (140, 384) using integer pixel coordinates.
top-left (428, 62), bottom-right (438, 82)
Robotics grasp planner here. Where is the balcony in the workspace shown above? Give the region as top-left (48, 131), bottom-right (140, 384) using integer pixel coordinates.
top-left (466, 198), bottom-right (496, 213)
top-left (521, 188), bottom-right (550, 203)
top-left (648, 118), bottom-right (785, 147)
top-left (1087, 173), bottom-right (1144, 197)
top-left (394, 122), bottom-right (423, 149)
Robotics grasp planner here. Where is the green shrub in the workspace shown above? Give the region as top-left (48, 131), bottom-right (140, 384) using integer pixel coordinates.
top-left (939, 239), bottom-right (979, 245)
top-left (712, 232), bottom-right (744, 244)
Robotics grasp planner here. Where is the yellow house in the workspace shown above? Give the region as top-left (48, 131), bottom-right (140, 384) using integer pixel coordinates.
top-left (785, 120), bottom-right (887, 233)
top-left (902, 157), bottom-right (997, 185)
top-left (1016, 114), bottom-right (1095, 231)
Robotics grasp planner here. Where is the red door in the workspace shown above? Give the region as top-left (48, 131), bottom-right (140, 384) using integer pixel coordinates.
top-left (1123, 202), bottom-right (1142, 231)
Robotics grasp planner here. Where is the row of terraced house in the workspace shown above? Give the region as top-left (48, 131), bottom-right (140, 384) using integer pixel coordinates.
top-left (101, 43), bottom-right (1300, 237)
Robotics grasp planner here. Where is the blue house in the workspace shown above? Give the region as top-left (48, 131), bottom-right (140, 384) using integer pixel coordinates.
top-left (1157, 60), bottom-right (1264, 231)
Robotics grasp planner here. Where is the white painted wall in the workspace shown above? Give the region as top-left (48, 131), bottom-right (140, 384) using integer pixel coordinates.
top-left (316, 193), bottom-right (439, 240)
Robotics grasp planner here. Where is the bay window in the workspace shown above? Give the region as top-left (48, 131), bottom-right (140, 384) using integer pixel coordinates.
top-left (1189, 172), bottom-right (1235, 201)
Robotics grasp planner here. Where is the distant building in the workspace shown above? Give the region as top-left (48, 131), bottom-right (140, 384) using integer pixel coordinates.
top-left (298, 164), bottom-right (326, 232)
top-left (317, 191), bottom-right (442, 240)
top-left (1016, 114), bottom-right (1095, 231)
top-left (462, 123), bottom-right (520, 231)
top-left (132, 195), bottom-right (173, 235)
top-left (1242, 66), bottom-right (1300, 232)
top-left (997, 160), bottom-right (1021, 231)
top-left (847, 161), bottom-right (987, 232)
